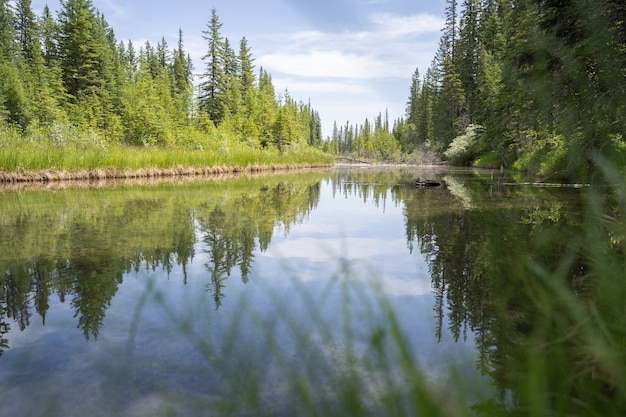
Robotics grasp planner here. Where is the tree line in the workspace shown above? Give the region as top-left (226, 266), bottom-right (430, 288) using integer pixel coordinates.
top-left (0, 1), bottom-right (322, 150)
top-left (332, 0), bottom-right (626, 179)
top-left (323, 110), bottom-right (403, 161)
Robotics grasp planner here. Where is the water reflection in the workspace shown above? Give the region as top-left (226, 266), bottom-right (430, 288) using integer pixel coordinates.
top-left (0, 167), bottom-right (598, 415)
top-left (0, 173), bottom-right (323, 348)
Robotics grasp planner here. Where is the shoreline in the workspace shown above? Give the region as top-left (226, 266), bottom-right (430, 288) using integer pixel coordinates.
top-left (0, 163), bottom-right (333, 184)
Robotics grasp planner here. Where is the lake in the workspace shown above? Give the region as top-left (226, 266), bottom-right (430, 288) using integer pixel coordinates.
top-left (0, 167), bottom-right (598, 416)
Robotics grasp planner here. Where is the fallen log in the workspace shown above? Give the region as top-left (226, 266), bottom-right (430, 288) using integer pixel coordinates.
top-left (502, 182), bottom-right (589, 188)
top-left (415, 179), bottom-right (441, 187)
top-left (334, 157), bottom-right (373, 165)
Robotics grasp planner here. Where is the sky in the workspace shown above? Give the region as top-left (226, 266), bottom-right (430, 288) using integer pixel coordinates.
top-left (31, 0), bottom-right (446, 137)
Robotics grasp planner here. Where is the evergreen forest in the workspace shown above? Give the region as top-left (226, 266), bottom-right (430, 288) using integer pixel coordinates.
top-left (2, 1), bottom-right (626, 181)
top-left (0, 1), bottom-right (325, 174)
top-left (327, 0), bottom-right (626, 181)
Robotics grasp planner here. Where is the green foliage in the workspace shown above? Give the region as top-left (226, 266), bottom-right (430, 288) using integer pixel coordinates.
top-left (0, 61), bottom-right (30, 126)
top-left (0, 3), bottom-right (329, 171)
top-left (199, 8), bottom-right (227, 124)
top-left (512, 131), bottom-right (569, 177)
top-left (327, 111), bottom-right (404, 162)
top-left (443, 124), bottom-right (484, 165)
top-left (395, 0), bottom-right (626, 180)
top-left (472, 151), bottom-right (501, 169)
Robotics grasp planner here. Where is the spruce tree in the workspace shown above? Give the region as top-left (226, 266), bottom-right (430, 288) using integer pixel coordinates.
top-left (200, 7), bottom-right (227, 124)
top-left (156, 37), bottom-right (169, 70)
top-left (419, 67), bottom-right (437, 146)
top-left (15, 0), bottom-right (41, 65)
top-left (171, 29), bottom-right (192, 121)
top-left (238, 37), bottom-right (256, 99)
top-left (222, 37), bottom-right (241, 117)
top-left (255, 67), bottom-right (277, 145)
top-left (0, 0), bottom-right (30, 125)
top-left (443, 0), bottom-right (458, 59)
top-left (57, 0), bottom-right (112, 119)
top-left (0, 0), bottom-right (14, 60)
top-left (457, 0), bottom-right (481, 119)
top-left (40, 5), bottom-right (59, 67)
top-left (15, 0), bottom-right (69, 126)
top-left (406, 68), bottom-right (420, 126)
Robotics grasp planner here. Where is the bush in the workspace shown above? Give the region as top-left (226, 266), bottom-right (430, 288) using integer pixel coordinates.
top-left (443, 124), bottom-right (484, 165)
top-left (473, 151), bottom-right (502, 169)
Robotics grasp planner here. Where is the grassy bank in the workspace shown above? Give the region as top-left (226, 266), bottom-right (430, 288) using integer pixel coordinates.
top-left (0, 123), bottom-right (334, 182)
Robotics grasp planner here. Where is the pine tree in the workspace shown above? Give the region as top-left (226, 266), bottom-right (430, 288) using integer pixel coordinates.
top-left (57, 0), bottom-right (116, 129)
top-left (0, 0), bottom-right (30, 125)
top-left (437, 58), bottom-right (467, 150)
top-left (255, 67), bottom-right (277, 145)
top-left (406, 68), bottom-right (420, 125)
top-left (14, 0), bottom-right (69, 126)
top-left (58, 0), bottom-right (100, 99)
top-left (404, 67), bottom-right (421, 151)
top-left (443, 0), bottom-right (458, 59)
top-left (121, 39), bottom-right (137, 80)
top-left (96, 12), bottom-right (121, 133)
top-left (0, 0), bottom-right (14, 60)
top-left (238, 37), bottom-right (255, 98)
top-left (171, 29), bottom-right (192, 121)
top-left (199, 7), bottom-right (227, 124)
top-left (419, 67), bottom-right (437, 146)
top-left (121, 47), bottom-right (175, 145)
top-left (40, 5), bottom-right (59, 66)
top-left (457, 0), bottom-right (481, 119)
top-left (156, 37), bottom-right (169, 70)
top-left (222, 37), bottom-right (241, 117)
top-left (15, 0), bottom-right (40, 65)
top-left (307, 105), bottom-right (322, 147)
top-left (237, 36), bottom-right (258, 123)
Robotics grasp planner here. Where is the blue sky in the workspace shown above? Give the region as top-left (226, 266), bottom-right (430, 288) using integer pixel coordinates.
top-left (33, 0), bottom-right (445, 137)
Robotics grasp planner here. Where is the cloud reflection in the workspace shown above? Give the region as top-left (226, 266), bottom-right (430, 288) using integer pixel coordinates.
top-left (260, 236), bottom-right (433, 296)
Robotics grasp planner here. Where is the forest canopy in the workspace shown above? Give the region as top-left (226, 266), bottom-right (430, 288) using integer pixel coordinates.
top-left (0, 1), bottom-right (323, 152)
top-left (327, 0), bottom-right (626, 180)
top-left (2, 0), bottom-right (626, 181)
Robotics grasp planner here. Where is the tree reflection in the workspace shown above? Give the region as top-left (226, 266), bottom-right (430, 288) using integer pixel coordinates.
top-left (197, 180), bottom-right (322, 308)
top-left (330, 168), bottom-right (607, 413)
top-left (0, 173), bottom-right (324, 353)
top-left (1, 168), bottom-right (620, 414)
top-left (397, 174), bottom-right (607, 413)
top-left (200, 206), bottom-right (234, 309)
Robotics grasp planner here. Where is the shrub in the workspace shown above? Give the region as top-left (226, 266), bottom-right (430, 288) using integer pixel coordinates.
top-left (443, 124), bottom-right (484, 165)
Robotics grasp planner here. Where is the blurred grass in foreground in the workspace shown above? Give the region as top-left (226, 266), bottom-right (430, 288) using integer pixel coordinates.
top-left (128, 173), bottom-right (626, 416)
top-left (129, 161), bottom-right (625, 417)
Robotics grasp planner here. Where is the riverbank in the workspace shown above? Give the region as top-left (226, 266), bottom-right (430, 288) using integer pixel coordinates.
top-left (0, 137), bottom-right (334, 183)
top-left (0, 163), bottom-right (332, 183)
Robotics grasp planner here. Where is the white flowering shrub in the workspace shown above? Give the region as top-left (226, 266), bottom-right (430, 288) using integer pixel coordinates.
top-left (443, 124), bottom-right (484, 165)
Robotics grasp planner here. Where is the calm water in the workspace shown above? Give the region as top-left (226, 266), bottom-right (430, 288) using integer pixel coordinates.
top-left (0, 167), bottom-right (585, 416)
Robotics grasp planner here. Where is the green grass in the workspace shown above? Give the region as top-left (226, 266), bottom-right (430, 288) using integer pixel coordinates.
top-left (0, 122), bottom-right (333, 176)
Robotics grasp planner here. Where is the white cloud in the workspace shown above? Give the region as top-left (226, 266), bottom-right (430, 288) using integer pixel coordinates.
top-left (263, 236), bottom-right (401, 261)
top-left (260, 237), bottom-right (433, 296)
top-left (370, 12), bottom-right (445, 36)
top-left (258, 50), bottom-right (409, 79)
top-left (270, 77), bottom-right (371, 94)
top-left (99, 0), bottom-right (130, 20)
top-left (256, 13), bottom-right (444, 81)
